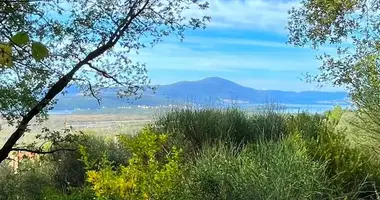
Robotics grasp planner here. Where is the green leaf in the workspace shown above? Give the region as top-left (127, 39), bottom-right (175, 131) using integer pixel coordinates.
top-left (11, 32), bottom-right (30, 46)
top-left (31, 42), bottom-right (49, 61)
top-left (0, 43), bottom-right (13, 67)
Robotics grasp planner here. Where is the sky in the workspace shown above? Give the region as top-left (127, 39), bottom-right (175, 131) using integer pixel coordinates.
top-left (130, 0), bottom-right (341, 92)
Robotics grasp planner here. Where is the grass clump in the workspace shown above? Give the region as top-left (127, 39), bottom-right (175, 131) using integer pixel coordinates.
top-left (155, 108), bottom-right (287, 156)
top-left (174, 135), bottom-right (327, 200)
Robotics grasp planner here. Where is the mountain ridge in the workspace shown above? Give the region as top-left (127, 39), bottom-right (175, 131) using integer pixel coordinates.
top-left (54, 77), bottom-right (348, 110)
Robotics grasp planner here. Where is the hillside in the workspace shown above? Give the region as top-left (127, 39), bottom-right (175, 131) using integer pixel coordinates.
top-left (54, 77), bottom-right (348, 110)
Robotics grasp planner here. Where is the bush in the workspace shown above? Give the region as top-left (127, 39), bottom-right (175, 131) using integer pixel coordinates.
top-left (0, 160), bottom-right (53, 200)
top-left (174, 137), bottom-right (328, 200)
top-left (304, 107), bottom-right (380, 198)
top-left (49, 134), bottom-right (131, 190)
top-left (84, 126), bottom-right (184, 200)
top-left (285, 112), bottom-right (325, 140)
top-left (155, 108), bottom-right (287, 155)
top-left (42, 187), bottom-right (96, 200)
top-left (0, 133), bottom-right (131, 200)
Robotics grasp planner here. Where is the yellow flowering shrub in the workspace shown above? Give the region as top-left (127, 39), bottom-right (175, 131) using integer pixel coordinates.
top-left (84, 126), bottom-right (183, 200)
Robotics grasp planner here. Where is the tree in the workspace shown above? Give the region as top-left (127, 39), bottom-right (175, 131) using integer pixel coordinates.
top-left (0, 0), bottom-right (210, 163)
top-left (287, 0), bottom-right (380, 132)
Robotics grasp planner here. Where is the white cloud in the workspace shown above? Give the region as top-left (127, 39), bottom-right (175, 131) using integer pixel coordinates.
top-left (163, 35), bottom-right (337, 53)
top-left (185, 0), bottom-right (299, 33)
top-left (177, 36), bottom-right (292, 48)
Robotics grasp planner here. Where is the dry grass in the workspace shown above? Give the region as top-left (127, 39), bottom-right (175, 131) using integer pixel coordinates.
top-left (0, 114), bottom-right (152, 146)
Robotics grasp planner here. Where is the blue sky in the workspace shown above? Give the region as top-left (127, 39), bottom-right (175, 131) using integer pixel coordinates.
top-left (130, 0), bottom-right (341, 92)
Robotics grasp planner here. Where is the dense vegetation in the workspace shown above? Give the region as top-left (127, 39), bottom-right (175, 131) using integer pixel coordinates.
top-left (2, 1), bottom-right (380, 199)
top-left (2, 107), bottom-right (380, 200)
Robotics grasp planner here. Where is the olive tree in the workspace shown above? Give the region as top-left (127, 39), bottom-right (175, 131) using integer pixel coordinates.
top-left (0, 0), bottom-right (209, 163)
top-left (287, 0), bottom-right (380, 133)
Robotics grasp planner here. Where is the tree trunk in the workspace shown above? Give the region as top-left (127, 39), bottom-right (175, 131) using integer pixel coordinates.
top-left (0, 72), bottom-right (75, 163)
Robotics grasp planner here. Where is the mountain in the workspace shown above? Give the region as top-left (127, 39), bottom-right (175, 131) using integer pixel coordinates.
top-left (53, 77), bottom-right (348, 110)
top-left (155, 77), bottom-right (348, 104)
top-left (154, 77), bottom-right (259, 102)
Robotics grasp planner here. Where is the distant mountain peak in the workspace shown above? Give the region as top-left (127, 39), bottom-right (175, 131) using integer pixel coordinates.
top-left (163, 77), bottom-right (242, 88)
top-left (199, 77), bottom-right (238, 84)
top-left (186, 77), bottom-right (246, 90)
top-left (201, 77), bottom-right (230, 81)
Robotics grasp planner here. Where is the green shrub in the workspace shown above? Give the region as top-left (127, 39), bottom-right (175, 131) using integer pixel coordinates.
top-left (286, 112), bottom-right (325, 140)
top-left (304, 107), bottom-right (380, 198)
top-left (155, 108), bottom-right (287, 155)
top-left (174, 136), bottom-right (329, 200)
top-left (49, 134), bottom-right (131, 190)
top-left (279, 106), bottom-right (380, 198)
top-left (248, 108), bottom-right (288, 141)
top-left (0, 161), bottom-right (53, 200)
top-left (84, 126), bottom-right (184, 200)
top-left (0, 133), bottom-right (131, 200)
top-left (42, 187), bottom-right (96, 200)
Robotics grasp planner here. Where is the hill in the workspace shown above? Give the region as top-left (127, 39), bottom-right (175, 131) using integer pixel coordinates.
top-left (53, 77), bottom-right (348, 110)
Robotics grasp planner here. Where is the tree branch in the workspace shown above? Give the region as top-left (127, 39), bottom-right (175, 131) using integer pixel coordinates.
top-left (87, 80), bottom-right (101, 105)
top-left (0, 0), bottom-right (41, 2)
top-left (87, 63), bottom-right (123, 86)
top-left (11, 148), bottom-right (77, 155)
top-left (71, 77), bottom-right (101, 105)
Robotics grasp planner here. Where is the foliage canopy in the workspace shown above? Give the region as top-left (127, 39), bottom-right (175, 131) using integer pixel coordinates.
top-left (0, 0), bottom-right (209, 163)
top-left (288, 0), bottom-right (380, 132)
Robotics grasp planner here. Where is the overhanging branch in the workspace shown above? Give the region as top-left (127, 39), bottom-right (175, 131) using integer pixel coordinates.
top-left (71, 77), bottom-right (101, 105)
top-left (88, 81), bottom-right (101, 105)
top-left (87, 62), bottom-right (124, 85)
top-left (11, 148), bottom-right (77, 155)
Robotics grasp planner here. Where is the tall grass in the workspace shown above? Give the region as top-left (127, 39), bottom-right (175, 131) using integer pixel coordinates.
top-left (155, 108), bottom-right (287, 156)
top-left (173, 139), bottom-right (329, 200)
